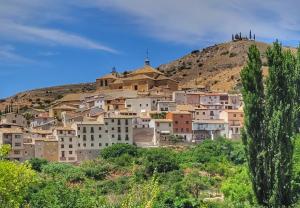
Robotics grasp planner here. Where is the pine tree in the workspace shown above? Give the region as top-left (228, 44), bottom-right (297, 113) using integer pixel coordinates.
top-left (241, 45), bottom-right (269, 205)
top-left (265, 41), bottom-right (296, 206)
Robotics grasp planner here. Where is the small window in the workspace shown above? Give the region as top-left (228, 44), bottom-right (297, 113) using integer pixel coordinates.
top-left (99, 143), bottom-right (102, 146)
top-left (105, 143), bottom-right (108, 146)
top-left (61, 144), bottom-right (64, 148)
top-left (69, 138), bottom-right (72, 142)
top-left (69, 144), bottom-right (73, 148)
top-left (69, 151), bottom-right (72, 154)
top-left (91, 143), bottom-right (94, 147)
top-left (99, 134), bottom-right (102, 138)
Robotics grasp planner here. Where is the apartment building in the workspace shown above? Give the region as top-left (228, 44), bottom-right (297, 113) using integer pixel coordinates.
top-left (157, 101), bottom-right (177, 112)
top-left (194, 107), bottom-right (221, 120)
top-left (166, 111), bottom-right (192, 142)
top-left (192, 119), bottom-right (228, 141)
top-left (54, 127), bottom-right (78, 163)
top-left (34, 139), bottom-right (59, 162)
top-left (73, 116), bottom-right (134, 162)
top-left (219, 110), bottom-right (244, 139)
top-left (149, 119), bottom-right (173, 145)
top-left (0, 128), bottom-right (24, 161)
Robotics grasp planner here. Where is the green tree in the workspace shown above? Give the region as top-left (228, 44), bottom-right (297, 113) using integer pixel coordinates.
top-left (0, 160), bottom-right (36, 208)
top-left (0, 144), bottom-right (11, 160)
top-left (265, 41), bottom-right (297, 206)
top-left (100, 143), bottom-right (138, 159)
top-left (240, 45), bottom-right (268, 205)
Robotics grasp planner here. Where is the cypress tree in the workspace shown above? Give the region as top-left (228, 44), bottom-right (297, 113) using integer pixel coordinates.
top-left (242, 41), bottom-right (298, 206)
top-left (266, 41), bottom-right (296, 206)
top-left (241, 45), bottom-right (269, 205)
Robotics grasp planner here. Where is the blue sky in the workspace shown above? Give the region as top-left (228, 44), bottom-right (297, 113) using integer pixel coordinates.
top-left (1, 0), bottom-right (300, 98)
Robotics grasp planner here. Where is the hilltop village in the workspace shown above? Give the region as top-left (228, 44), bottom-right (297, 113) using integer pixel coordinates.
top-left (0, 59), bottom-right (243, 163)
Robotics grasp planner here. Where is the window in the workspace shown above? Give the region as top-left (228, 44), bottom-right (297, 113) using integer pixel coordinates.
top-left (181, 128), bottom-right (183, 132)
top-left (125, 135), bottom-right (129, 141)
top-left (14, 142), bottom-right (21, 147)
top-left (140, 104), bottom-right (142, 107)
top-left (233, 114), bottom-right (237, 117)
top-left (77, 127), bottom-right (80, 131)
top-left (118, 135), bottom-right (121, 141)
top-left (69, 144), bottom-right (73, 148)
top-left (105, 143), bottom-right (108, 146)
top-left (112, 134), bottom-right (115, 138)
top-left (99, 127), bottom-right (102, 130)
top-left (156, 122), bottom-right (160, 127)
top-left (83, 143), bottom-right (86, 147)
top-left (91, 135), bottom-right (94, 141)
top-left (125, 127), bottom-right (128, 133)
top-left (91, 143), bottom-right (94, 147)
top-left (99, 134), bottom-right (102, 138)
top-left (78, 143), bottom-right (81, 147)
top-left (68, 131), bottom-right (71, 134)
top-left (83, 127), bottom-right (86, 133)
top-left (186, 128), bottom-right (189, 132)
top-left (186, 121), bottom-right (189, 124)
top-left (78, 135), bottom-right (80, 138)
top-left (99, 143), bottom-right (102, 146)
top-left (69, 151), bottom-right (72, 154)
top-left (112, 127), bottom-right (114, 131)
top-left (118, 127), bottom-right (121, 133)
top-left (61, 151), bottom-right (65, 157)
top-left (91, 127), bottom-right (94, 133)
top-left (202, 112), bottom-right (205, 115)
top-left (59, 130), bottom-right (63, 134)
top-left (61, 144), bottom-right (64, 148)
top-left (69, 138), bottom-right (72, 142)
top-left (118, 119), bottom-right (121, 125)
top-left (105, 130), bottom-right (108, 133)
top-left (105, 122), bottom-right (108, 125)
top-left (60, 138), bottom-right (64, 142)
top-left (15, 134), bottom-right (21, 139)
top-left (175, 128), bottom-right (178, 131)
top-left (175, 121), bottom-right (178, 124)
top-left (83, 135), bottom-right (86, 141)
top-left (125, 119), bottom-right (128, 125)
top-left (111, 119), bottom-right (114, 123)
top-left (169, 123), bottom-right (171, 127)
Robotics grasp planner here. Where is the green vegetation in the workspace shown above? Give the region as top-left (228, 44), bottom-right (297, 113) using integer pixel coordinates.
top-left (241, 42), bottom-right (299, 206)
top-left (2, 136), bottom-right (300, 207)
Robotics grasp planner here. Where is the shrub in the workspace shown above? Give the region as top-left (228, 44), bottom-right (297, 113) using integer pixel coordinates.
top-left (144, 148), bottom-right (179, 175)
top-left (100, 144), bottom-right (138, 159)
top-left (28, 158), bottom-right (48, 172)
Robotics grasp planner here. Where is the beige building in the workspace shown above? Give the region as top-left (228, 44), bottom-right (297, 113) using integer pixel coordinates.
top-left (0, 113), bottom-right (27, 127)
top-left (219, 110), bottom-right (244, 139)
top-left (72, 116), bottom-right (134, 162)
top-left (0, 128), bottom-right (24, 161)
top-left (96, 62), bottom-right (178, 92)
top-left (54, 127), bottom-right (78, 163)
top-left (149, 119), bottom-right (173, 145)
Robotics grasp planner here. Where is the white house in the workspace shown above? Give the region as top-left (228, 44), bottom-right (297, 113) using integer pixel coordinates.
top-left (149, 119), bottom-right (173, 145)
top-left (192, 119), bottom-right (228, 141)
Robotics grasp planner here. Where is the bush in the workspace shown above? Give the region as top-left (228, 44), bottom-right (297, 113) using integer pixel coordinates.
top-left (100, 143), bottom-right (138, 159)
top-left (144, 148), bottom-right (179, 175)
top-left (28, 158), bottom-right (48, 172)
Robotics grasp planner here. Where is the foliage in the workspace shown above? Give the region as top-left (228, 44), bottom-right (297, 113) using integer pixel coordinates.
top-left (0, 144), bottom-right (11, 160)
top-left (28, 158), bottom-right (48, 172)
top-left (144, 148), bottom-right (179, 175)
top-left (0, 160), bottom-right (36, 208)
top-left (100, 143), bottom-right (138, 159)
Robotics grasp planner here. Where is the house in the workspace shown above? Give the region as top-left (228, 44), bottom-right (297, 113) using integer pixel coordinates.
top-left (0, 112), bottom-right (27, 127)
top-left (80, 94), bottom-right (105, 109)
top-left (149, 119), bottom-right (173, 145)
top-left (73, 116), bottom-right (134, 162)
top-left (192, 119), bottom-right (228, 141)
top-left (166, 111), bottom-right (192, 142)
top-left (54, 127), bottom-right (78, 163)
top-left (96, 61), bottom-right (178, 92)
top-left (219, 110), bottom-right (244, 139)
top-left (30, 113), bottom-right (56, 129)
top-left (194, 106), bottom-right (221, 120)
top-left (49, 104), bottom-right (77, 120)
top-left (157, 101), bottom-right (176, 112)
top-left (125, 97), bottom-right (155, 115)
top-left (0, 128), bottom-right (24, 161)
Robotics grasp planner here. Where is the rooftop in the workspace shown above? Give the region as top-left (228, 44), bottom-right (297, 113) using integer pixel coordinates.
top-left (129, 65), bottom-right (164, 76)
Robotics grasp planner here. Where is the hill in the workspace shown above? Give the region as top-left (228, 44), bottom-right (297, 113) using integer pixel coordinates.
top-left (0, 40), bottom-right (296, 112)
top-left (158, 40), bottom-right (295, 91)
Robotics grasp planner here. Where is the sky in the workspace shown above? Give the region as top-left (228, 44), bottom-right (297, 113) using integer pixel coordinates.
top-left (1, 0), bottom-right (300, 98)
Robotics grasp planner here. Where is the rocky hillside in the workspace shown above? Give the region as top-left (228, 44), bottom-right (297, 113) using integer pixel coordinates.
top-left (158, 40), bottom-right (295, 92)
top-left (0, 83), bottom-right (95, 112)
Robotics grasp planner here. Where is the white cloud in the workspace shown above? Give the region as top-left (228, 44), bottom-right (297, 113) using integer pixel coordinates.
top-left (0, 0), bottom-right (117, 53)
top-left (78, 0), bottom-right (300, 45)
top-left (0, 45), bottom-right (34, 64)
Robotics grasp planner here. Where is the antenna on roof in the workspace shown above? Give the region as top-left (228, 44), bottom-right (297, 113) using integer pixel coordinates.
top-left (145, 48), bottom-right (150, 66)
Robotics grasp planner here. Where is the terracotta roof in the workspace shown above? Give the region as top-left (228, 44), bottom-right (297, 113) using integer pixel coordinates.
top-left (52, 104), bottom-right (77, 110)
top-left (96, 73), bottom-right (118, 80)
top-left (153, 119), bottom-right (172, 123)
top-left (0, 128), bottom-right (23, 134)
top-left (129, 65), bottom-right (164, 76)
top-left (193, 119), bottom-right (227, 124)
top-left (123, 74), bottom-right (155, 81)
